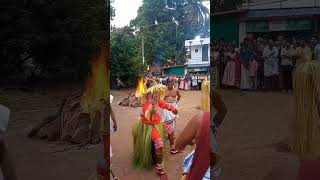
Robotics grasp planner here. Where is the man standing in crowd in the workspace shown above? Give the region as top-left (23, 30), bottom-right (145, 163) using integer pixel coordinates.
top-left (280, 41), bottom-right (294, 93)
top-left (240, 40), bottom-right (254, 90)
top-left (263, 39), bottom-right (279, 91)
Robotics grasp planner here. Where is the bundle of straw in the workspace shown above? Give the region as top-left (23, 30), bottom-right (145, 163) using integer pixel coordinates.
top-left (291, 61), bottom-right (320, 159)
top-left (201, 79), bottom-right (210, 112)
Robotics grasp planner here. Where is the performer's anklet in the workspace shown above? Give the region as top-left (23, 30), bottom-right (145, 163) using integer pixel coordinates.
top-left (170, 145), bottom-right (179, 154)
top-left (156, 163), bottom-right (165, 175)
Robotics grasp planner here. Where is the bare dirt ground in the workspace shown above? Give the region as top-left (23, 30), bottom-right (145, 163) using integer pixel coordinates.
top-left (1, 84), bottom-right (299, 180)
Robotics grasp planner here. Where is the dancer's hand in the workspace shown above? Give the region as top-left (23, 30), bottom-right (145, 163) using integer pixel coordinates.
top-left (113, 122), bottom-right (117, 132)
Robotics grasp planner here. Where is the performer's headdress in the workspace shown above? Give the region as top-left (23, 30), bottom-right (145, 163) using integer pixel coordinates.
top-left (201, 78), bottom-right (210, 112)
top-left (144, 77), bottom-right (157, 89)
top-left (291, 61), bottom-right (320, 158)
top-left (144, 84), bottom-right (167, 99)
top-left (136, 77), bottom-right (167, 100)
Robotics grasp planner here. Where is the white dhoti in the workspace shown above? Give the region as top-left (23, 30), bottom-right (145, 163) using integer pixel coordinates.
top-left (162, 101), bottom-right (177, 130)
top-left (182, 150), bottom-right (211, 180)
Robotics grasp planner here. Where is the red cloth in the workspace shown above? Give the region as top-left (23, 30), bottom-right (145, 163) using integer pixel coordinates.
top-left (297, 160), bottom-right (320, 180)
top-left (187, 112), bottom-right (210, 180)
top-left (140, 100), bottom-right (177, 125)
top-left (151, 128), bottom-right (164, 149)
top-left (163, 123), bottom-right (174, 135)
top-left (158, 99), bottom-right (177, 113)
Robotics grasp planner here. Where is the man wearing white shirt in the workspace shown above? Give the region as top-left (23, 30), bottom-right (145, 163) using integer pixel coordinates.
top-left (263, 40), bottom-right (279, 91)
top-left (280, 41), bottom-right (294, 93)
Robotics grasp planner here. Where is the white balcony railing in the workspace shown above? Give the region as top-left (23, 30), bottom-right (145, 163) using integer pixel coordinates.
top-left (187, 57), bottom-right (209, 64)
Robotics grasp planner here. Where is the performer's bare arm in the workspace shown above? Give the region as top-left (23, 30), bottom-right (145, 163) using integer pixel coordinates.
top-left (212, 90), bottom-right (227, 127)
top-left (158, 100), bottom-right (178, 114)
top-left (176, 89), bottom-right (181, 102)
top-left (110, 106), bottom-right (117, 132)
top-left (175, 113), bottom-right (202, 151)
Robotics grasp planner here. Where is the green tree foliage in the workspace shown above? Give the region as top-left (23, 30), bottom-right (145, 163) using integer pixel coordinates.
top-left (0, 0), bottom-right (108, 81)
top-left (110, 27), bottom-right (144, 87)
top-left (130, 0), bottom-right (209, 66)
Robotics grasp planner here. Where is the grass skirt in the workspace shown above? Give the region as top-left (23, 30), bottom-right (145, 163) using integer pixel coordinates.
top-left (132, 118), bottom-right (169, 169)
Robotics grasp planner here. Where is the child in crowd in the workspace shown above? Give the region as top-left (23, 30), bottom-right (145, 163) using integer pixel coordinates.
top-left (249, 56), bottom-right (258, 90)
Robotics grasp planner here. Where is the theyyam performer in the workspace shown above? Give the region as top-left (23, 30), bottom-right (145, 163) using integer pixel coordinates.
top-left (163, 76), bottom-right (181, 130)
top-left (132, 78), bottom-right (179, 178)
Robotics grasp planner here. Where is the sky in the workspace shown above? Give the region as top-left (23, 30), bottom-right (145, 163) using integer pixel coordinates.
top-left (112, 0), bottom-right (143, 28)
top-left (112, 0), bottom-right (210, 28)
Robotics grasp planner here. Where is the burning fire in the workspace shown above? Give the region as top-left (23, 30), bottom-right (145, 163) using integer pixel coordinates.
top-left (135, 77), bottom-right (145, 97)
top-left (81, 48), bottom-right (109, 113)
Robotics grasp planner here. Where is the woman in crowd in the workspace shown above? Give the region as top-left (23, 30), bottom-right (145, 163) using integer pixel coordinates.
top-left (234, 48), bottom-right (241, 88)
top-left (222, 45), bottom-right (236, 87)
top-left (179, 77), bottom-right (185, 90)
top-left (249, 55), bottom-right (258, 90)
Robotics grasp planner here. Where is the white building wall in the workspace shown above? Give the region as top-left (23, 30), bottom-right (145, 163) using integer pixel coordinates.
top-left (190, 45), bottom-right (203, 64)
top-left (188, 45), bottom-right (209, 65)
top-left (242, 0), bottom-right (320, 9)
top-left (185, 37), bottom-right (210, 66)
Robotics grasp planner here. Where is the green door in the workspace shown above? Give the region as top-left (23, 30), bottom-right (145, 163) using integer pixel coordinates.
top-left (212, 16), bottom-right (239, 44)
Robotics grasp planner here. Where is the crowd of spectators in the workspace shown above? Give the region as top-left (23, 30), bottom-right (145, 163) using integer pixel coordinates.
top-left (212, 35), bottom-right (320, 93)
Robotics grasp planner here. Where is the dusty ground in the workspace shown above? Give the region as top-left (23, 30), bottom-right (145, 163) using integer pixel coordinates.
top-left (0, 84), bottom-right (298, 180)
